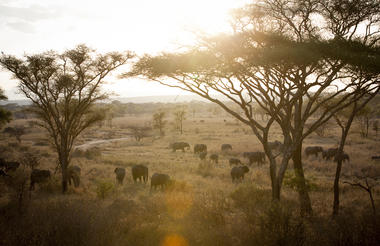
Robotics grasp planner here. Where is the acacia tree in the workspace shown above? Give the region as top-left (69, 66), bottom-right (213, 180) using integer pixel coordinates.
top-left (0, 88), bottom-right (12, 127)
top-left (173, 108), bottom-right (186, 134)
top-left (0, 45), bottom-right (133, 193)
top-left (324, 82), bottom-right (380, 216)
top-left (3, 126), bottom-right (26, 143)
top-left (153, 111), bottom-right (167, 136)
top-left (126, 0), bottom-right (380, 215)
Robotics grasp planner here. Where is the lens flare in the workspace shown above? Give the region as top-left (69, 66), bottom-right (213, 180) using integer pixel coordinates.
top-left (161, 234), bottom-right (188, 246)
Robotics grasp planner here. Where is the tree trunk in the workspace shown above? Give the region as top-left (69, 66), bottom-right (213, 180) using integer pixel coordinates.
top-left (60, 152), bottom-right (70, 193)
top-left (292, 143), bottom-right (313, 216)
top-left (332, 159), bottom-right (343, 216)
top-left (332, 107), bottom-right (355, 217)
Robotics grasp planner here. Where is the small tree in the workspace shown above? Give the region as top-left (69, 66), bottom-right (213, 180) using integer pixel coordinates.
top-left (0, 88), bottom-right (12, 128)
top-left (0, 45), bottom-right (133, 193)
top-left (152, 111), bottom-right (167, 136)
top-left (343, 174), bottom-right (379, 216)
top-left (3, 126), bottom-right (26, 143)
top-left (128, 125), bottom-right (152, 142)
top-left (373, 120), bottom-right (379, 137)
top-left (357, 105), bottom-right (374, 138)
top-left (173, 108), bottom-right (186, 134)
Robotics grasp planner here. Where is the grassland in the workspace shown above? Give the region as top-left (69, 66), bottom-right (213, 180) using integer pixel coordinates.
top-left (0, 111), bottom-right (379, 246)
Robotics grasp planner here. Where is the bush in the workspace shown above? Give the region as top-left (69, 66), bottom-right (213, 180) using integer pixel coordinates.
top-left (0, 198), bottom-right (132, 246)
top-left (283, 170), bottom-right (318, 192)
top-left (72, 147), bottom-right (102, 160)
top-left (252, 203), bottom-right (305, 246)
top-left (95, 179), bottom-right (115, 199)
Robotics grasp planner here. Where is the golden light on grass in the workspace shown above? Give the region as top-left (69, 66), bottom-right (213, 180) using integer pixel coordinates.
top-left (161, 234), bottom-right (188, 246)
top-left (164, 187), bottom-right (193, 219)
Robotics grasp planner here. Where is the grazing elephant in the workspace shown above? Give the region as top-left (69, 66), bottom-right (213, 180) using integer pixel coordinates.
top-left (30, 169), bottom-right (51, 190)
top-left (132, 164), bottom-right (148, 183)
top-left (323, 148), bottom-right (338, 161)
top-left (171, 142), bottom-right (190, 152)
top-left (221, 144), bottom-right (232, 152)
top-left (334, 152), bottom-right (350, 163)
top-left (229, 158), bottom-right (242, 166)
top-left (194, 144), bottom-right (207, 154)
top-left (114, 167), bottom-right (126, 184)
top-left (0, 161), bottom-right (20, 172)
top-left (243, 151), bottom-right (265, 166)
top-left (151, 173), bottom-right (170, 190)
top-left (5, 161), bottom-right (20, 172)
top-left (199, 152), bottom-right (207, 160)
top-left (210, 154), bottom-right (219, 164)
top-left (231, 166), bottom-right (249, 182)
top-left (305, 146), bottom-right (324, 158)
top-left (68, 165), bottom-right (81, 187)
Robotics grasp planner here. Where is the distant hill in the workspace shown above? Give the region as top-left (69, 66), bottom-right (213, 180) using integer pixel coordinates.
top-left (0, 95), bottom-right (215, 106)
top-left (112, 95), bottom-right (211, 103)
top-left (0, 99), bottom-right (31, 106)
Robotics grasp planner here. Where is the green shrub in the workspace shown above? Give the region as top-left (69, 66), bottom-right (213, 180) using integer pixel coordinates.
top-left (95, 179), bottom-right (115, 199)
top-left (72, 147), bottom-right (102, 160)
top-left (283, 170), bottom-right (318, 192)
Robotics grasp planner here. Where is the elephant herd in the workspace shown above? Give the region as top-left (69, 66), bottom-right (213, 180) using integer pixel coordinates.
top-left (171, 141), bottom-right (254, 182)
top-left (1, 141), bottom-right (365, 193)
top-left (304, 146), bottom-right (350, 162)
top-left (116, 164), bottom-right (171, 190)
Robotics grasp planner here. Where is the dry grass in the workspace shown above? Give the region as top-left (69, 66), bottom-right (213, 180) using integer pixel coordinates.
top-left (0, 114), bottom-right (379, 245)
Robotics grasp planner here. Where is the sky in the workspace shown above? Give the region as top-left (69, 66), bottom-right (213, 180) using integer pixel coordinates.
top-left (0, 0), bottom-right (248, 100)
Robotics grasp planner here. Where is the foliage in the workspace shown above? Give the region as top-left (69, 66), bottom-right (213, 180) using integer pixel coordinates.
top-left (0, 44), bottom-right (133, 192)
top-left (152, 111), bottom-right (166, 136)
top-left (125, 0), bottom-right (380, 215)
top-left (128, 125), bottom-right (152, 142)
top-left (72, 147), bottom-right (102, 160)
top-left (95, 179), bottom-right (115, 199)
top-left (173, 107), bottom-right (186, 134)
top-left (0, 88), bottom-right (12, 128)
top-left (283, 171), bottom-right (318, 192)
top-left (3, 126), bottom-right (26, 143)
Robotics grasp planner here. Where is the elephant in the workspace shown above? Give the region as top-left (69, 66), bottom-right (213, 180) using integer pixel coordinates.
top-left (231, 166), bottom-right (250, 182)
top-left (221, 144), bottom-right (232, 152)
top-left (243, 151), bottom-right (265, 166)
top-left (132, 164), bottom-right (148, 183)
top-left (5, 161), bottom-right (20, 172)
top-left (210, 154), bottom-right (219, 164)
top-left (114, 167), bottom-right (126, 184)
top-left (171, 142), bottom-right (190, 152)
top-left (305, 146), bottom-right (324, 158)
top-left (151, 173), bottom-right (170, 190)
top-left (194, 144), bottom-right (207, 154)
top-left (229, 158), bottom-right (242, 166)
top-left (199, 152), bottom-right (207, 160)
top-left (68, 165), bottom-right (81, 187)
top-left (30, 169), bottom-right (51, 190)
top-left (322, 148), bottom-right (338, 161)
top-left (334, 152), bottom-right (350, 163)
top-left (0, 160), bottom-right (20, 172)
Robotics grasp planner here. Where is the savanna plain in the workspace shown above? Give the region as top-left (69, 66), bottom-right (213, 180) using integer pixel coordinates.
top-left (0, 101), bottom-right (379, 246)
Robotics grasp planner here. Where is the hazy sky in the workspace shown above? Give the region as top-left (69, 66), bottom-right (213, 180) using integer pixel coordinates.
top-left (0, 0), bottom-right (248, 100)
